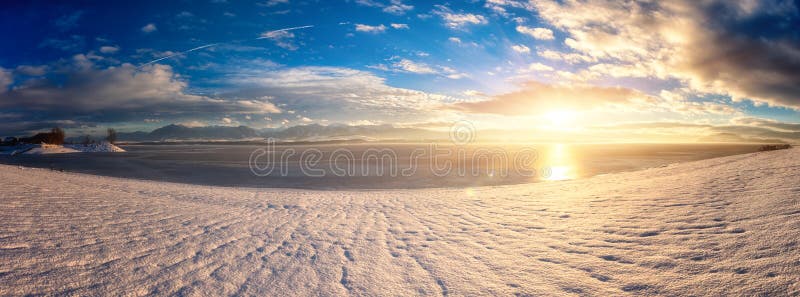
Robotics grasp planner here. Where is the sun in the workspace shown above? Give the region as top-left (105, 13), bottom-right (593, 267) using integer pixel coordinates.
top-left (543, 110), bottom-right (577, 129)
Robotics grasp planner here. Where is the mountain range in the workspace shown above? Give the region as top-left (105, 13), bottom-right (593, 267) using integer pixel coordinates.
top-left (102, 123), bottom-right (440, 142)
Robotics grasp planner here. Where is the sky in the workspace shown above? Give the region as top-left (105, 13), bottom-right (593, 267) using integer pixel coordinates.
top-left (0, 0), bottom-right (799, 143)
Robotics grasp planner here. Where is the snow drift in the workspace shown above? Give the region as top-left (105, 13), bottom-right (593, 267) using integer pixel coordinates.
top-left (1, 142), bottom-right (126, 155)
top-left (0, 148), bottom-right (797, 296)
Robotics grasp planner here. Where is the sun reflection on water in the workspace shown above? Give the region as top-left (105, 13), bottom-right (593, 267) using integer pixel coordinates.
top-left (543, 144), bottom-right (577, 181)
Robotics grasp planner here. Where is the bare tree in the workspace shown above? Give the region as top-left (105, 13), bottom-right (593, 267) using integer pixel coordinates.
top-left (49, 127), bottom-right (65, 145)
top-left (107, 128), bottom-right (117, 144)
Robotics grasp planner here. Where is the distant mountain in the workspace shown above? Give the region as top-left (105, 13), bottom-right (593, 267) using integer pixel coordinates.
top-left (117, 124), bottom-right (259, 142)
top-left (264, 123), bottom-right (437, 140)
top-left (114, 123), bottom-right (443, 142)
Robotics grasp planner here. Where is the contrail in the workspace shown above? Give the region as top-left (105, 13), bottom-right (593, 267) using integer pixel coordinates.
top-left (138, 43), bottom-right (220, 68)
top-left (256, 25), bottom-right (314, 39)
top-left (137, 25), bottom-right (314, 68)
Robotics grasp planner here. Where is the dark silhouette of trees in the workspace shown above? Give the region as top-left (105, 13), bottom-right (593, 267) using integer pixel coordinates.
top-left (19, 127), bottom-right (65, 144)
top-left (107, 128), bottom-right (117, 144)
top-left (49, 127), bottom-right (65, 144)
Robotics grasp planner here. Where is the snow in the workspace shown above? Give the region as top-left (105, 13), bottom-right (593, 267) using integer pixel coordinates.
top-left (65, 142), bottom-right (126, 152)
top-left (17, 143), bottom-right (79, 154)
top-left (0, 148), bottom-right (798, 296)
top-left (0, 142), bottom-right (126, 155)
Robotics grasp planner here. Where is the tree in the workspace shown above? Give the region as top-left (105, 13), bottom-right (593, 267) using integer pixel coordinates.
top-left (107, 128), bottom-right (117, 144)
top-left (49, 127), bottom-right (65, 145)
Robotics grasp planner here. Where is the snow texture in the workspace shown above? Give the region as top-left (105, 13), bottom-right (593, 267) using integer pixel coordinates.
top-left (2, 142), bottom-right (125, 155)
top-left (0, 148), bottom-right (798, 296)
top-left (64, 142), bottom-right (127, 153)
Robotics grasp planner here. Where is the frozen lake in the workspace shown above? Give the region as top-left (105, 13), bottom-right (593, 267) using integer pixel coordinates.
top-left (0, 142), bottom-right (767, 189)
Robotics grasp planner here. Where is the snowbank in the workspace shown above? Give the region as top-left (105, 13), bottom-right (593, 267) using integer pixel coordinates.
top-left (65, 142), bottom-right (126, 152)
top-left (8, 143), bottom-right (79, 155)
top-left (0, 142), bottom-right (126, 155)
top-left (0, 148), bottom-right (798, 296)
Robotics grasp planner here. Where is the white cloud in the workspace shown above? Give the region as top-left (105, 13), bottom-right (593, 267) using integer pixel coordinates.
top-left (511, 44), bottom-right (530, 54)
top-left (355, 24), bottom-right (387, 33)
top-left (260, 0), bottom-right (289, 7)
top-left (433, 5), bottom-right (488, 29)
top-left (0, 63), bottom-right (281, 116)
top-left (179, 120), bottom-right (207, 127)
top-left (451, 81), bottom-right (658, 115)
top-left (0, 68), bottom-right (12, 92)
top-left (536, 49), bottom-right (596, 64)
top-left (15, 65), bottom-right (48, 76)
top-left (390, 23), bottom-right (409, 29)
top-left (373, 58), bottom-right (470, 79)
top-left (259, 29), bottom-right (299, 50)
top-left (99, 45), bottom-right (119, 54)
top-left (354, 0), bottom-right (382, 7)
top-left (448, 37), bottom-right (462, 44)
top-left (228, 66), bottom-right (453, 122)
top-left (529, 0), bottom-right (800, 109)
top-left (527, 63), bottom-right (554, 72)
top-left (141, 23), bottom-right (157, 33)
top-left (463, 90), bottom-right (486, 97)
top-left (516, 26), bottom-right (554, 40)
top-left (393, 59), bottom-right (438, 74)
top-left (383, 0), bottom-right (413, 15)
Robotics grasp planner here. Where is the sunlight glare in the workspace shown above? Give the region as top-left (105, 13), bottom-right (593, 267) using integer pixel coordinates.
top-left (543, 110), bottom-right (577, 129)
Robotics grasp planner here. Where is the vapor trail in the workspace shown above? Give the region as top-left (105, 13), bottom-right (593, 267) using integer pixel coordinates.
top-left (138, 43), bottom-right (220, 68)
top-left (256, 25), bottom-right (315, 39)
top-left (137, 25), bottom-right (314, 68)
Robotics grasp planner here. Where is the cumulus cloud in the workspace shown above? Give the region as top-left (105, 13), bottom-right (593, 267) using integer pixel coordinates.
top-left (511, 44), bottom-right (530, 54)
top-left (383, 0), bottom-right (413, 15)
top-left (529, 0), bottom-right (800, 109)
top-left (390, 23), bottom-right (409, 29)
top-left (355, 24), bottom-right (387, 33)
top-left (15, 65), bottom-right (48, 76)
top-left (141, 23), bottom-right (157, 33)
top-left (225, 66), bottom-right (452, 123)
top-left (355, 0), bottom-right (413, 15)
top-left (369, 58), bottom-right (469, 79)
top-left (392, 59), bottom-right (438, 74)
top-left (516, 26), bottom-right (554, 40)
top-left (537, 49), bottom-right (596, 64)
top-left (259, 29), bottom-right (299, 50)
top-left (0, 63), bottom-right (280, 124)
top-left (433, 5), bottom-right (488, 29)
top-left (525, 63), bottom-right (553, 72)
top-left (99, 45), bottom-right (120, 54)
top-left (450, 81), bottom-right (658, 115)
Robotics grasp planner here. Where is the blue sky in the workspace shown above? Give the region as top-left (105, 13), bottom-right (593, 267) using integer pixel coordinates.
top-left (0, 0), bottom-right (799, 143)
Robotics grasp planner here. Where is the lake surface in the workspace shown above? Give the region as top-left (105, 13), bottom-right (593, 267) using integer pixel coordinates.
top-left (0, 143), bottom-right (767, 189)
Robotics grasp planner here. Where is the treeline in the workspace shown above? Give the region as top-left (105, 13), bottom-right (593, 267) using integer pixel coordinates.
top-left (1, 127), bottom-right (118, 146)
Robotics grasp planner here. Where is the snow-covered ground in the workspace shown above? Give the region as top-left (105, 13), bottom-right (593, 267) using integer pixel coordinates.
top-left (0, 148), bottom-right (798, 296)
top-left (0, 142), bottom-right (125, 155)
top-left (64, 142), bottom-right (127, 153)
